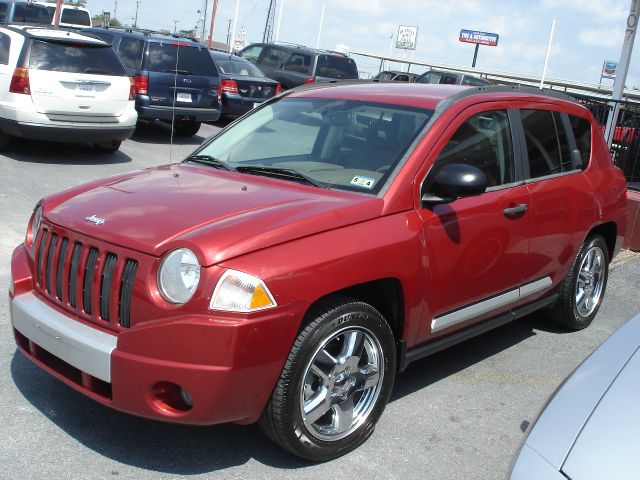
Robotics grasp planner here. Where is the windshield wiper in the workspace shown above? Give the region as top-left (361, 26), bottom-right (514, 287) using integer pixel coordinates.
top-left (185, 154), bottom-right (235, 171)
top-left (236, 166), bottom-right (325, 188)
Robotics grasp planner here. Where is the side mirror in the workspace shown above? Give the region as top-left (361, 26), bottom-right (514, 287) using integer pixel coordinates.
top-left (422, 163), bottom-right (488, 206)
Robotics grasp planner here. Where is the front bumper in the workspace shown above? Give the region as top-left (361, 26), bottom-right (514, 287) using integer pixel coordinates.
top-left (10, 245), bottom-right (299, 426)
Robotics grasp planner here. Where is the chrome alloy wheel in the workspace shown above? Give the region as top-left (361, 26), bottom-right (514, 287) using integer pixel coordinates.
top-left (300, 327), bottom-right (384, 441)
top-left (575, 246), bottom-right (606, 318)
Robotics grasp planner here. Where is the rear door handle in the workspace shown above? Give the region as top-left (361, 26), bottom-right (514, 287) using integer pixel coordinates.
top-left (503, 203), bottom-right (528, 218)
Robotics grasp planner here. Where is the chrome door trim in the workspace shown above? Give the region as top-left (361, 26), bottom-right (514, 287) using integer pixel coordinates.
top-left (431, 276), bottom-right (552, 334)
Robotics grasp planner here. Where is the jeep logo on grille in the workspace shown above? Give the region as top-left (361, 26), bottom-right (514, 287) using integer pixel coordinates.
top-left (85, 215), bottom-right (105, 225)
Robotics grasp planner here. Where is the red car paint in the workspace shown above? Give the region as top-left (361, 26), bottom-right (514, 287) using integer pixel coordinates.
top-left (10, 83), bottom-right (628, 426)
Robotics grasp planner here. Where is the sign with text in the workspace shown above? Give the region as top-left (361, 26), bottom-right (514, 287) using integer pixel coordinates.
top-left (459, 29), bottom-right (499, 47)
top-left (396, 25), bottom-right (419, 50)
top-left (602, 60), bottom-right (618, 79)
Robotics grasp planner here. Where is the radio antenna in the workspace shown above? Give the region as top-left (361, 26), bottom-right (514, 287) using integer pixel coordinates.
top-left (169, 42), bottom-right (181, 166)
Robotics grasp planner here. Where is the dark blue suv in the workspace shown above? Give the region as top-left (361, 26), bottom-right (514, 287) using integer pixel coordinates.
top-left (82, 28), bottom-right (220, 136)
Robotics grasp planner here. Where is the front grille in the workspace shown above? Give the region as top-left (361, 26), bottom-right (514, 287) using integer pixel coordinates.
top-left (34, 226), bottom-right (138, 329)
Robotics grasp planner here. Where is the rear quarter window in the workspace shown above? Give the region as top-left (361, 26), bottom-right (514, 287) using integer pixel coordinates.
top-left (29, 41), bottom-right (126, 76)
top-left (0, 33), bottom-right (9, 64)
top-left (118, 37), bottom-right (145, 69)
top-left (569, 115), bottom-right (592, 170)
top-left (316, 55), bottom-right (358, 79)
top-left (148, 43), bottom-right (217, 77)
top-left (284, 53), bottom-right (312, 74)
top-left (0, 3), bottom-right (7, 22)
top-left (521, 109), bottom-right (573, 178)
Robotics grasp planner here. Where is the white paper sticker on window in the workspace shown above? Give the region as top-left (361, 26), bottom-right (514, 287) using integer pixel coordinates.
top-left (350, 176), bottom-right (376, 189)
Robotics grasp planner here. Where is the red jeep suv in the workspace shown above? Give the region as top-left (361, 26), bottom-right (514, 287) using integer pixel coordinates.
top-left (9, 83), bottom-right (627, 461)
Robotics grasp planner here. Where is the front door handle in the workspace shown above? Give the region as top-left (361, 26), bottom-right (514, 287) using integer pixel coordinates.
top-left (503, 203), bottom-right (528, 218)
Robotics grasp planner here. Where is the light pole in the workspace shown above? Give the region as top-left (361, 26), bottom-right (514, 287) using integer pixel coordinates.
top-left (208, 0), bottom-right (218, 49)
top-left (200, 0), bottom-right (208, 43)
top-left (230, 0), bottom-right (240, 53)
top-left (134, 1), bottom-right (141, 28)
top-left (173, 20), bottom-right (179, 34)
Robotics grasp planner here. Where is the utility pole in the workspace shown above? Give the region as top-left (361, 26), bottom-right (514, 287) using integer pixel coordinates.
top-left (208, 0), bottom-right (218, 49)
top-left (173, 20), bottom-right (179, 34)
top-left (134, 1), bottom-right (141, 28)
top-left (263, 0), bottom-right (276, 43)
top-left (54, 0), bottom-right (63, 28)
top-left (200, 0), bottom-right (208, 43)
top-left (226, 19), bottom-right (232, 47)
top-left (605, 0), bottom-right (640, 146)
top-left (113, 0), bottom-right (118, 22)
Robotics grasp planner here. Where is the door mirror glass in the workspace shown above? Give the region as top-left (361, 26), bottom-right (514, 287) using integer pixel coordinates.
top-left (423, 163), bottom-right (488, 205)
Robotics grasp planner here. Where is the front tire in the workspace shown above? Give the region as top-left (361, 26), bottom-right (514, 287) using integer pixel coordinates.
top-left (259, 298), bottom-right (396, 461)
top-left (551, 235), bottom-right (609, 330)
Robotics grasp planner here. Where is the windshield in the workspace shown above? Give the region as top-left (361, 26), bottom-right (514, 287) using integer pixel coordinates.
top-left (61, 9), bottom-right (91, 26)
top-left (316, 55), bottom-right (358, 79)
top-left (214, 58), bottom-right (265, 77)
top-left (191, 98), bottom-right (432, 194)
top-left (13, 3), bottom-right (51, 23)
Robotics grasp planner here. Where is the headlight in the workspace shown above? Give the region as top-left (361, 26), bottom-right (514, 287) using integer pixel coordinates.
top-left (27, 204), bottom-right (43, 249)
top-left (157, 248), bottom-right (200, 304)
top-left (210, 269), bottom-right (277, 312)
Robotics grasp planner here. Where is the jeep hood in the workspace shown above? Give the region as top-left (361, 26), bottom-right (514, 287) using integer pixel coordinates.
top-left (44, 164), bottom-right (384, 265)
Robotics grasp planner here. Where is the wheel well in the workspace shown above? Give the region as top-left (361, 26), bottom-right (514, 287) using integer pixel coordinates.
top-left (305, 279), bottom-right (404, 340)
top-left (588, 222), bottom-right (617, 260)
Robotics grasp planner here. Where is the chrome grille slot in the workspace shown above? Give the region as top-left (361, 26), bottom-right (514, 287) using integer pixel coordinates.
top-left (56, 238), bottom-right (68, 302)
top-left (119, 260), bottom-right (137, 328)
top-left (100, 253), bottom-right (117, 321)
top-left (36, 229), bottom-right (48, 285)
top-left (68, 242), bottom-right (82, 308)
top-left (82, 248), bottom-right (99, 315)
top-left (45, 233), bottom-right (58, 294)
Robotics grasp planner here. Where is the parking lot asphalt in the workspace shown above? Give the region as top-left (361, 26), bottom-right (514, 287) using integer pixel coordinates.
top-left (1, 123), bottom-right (639, 480)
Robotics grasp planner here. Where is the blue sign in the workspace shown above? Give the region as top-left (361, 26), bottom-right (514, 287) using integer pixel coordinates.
top-left (459, 29), bottom-right (499, 47)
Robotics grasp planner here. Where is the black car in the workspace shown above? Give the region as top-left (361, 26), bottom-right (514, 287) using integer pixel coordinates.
top-left (82, 27), bottom-right (221, 136)
top-left (237, 42), bottom-right (358, 89)
top-left (415, 69), bottom-right (490, 86)
top-left (210, 51), bottom-right (280, 118)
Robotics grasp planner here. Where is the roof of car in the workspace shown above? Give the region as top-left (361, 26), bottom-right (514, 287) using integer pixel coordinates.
top-left (82, 27), bottom-right (204, 45)
top-left (4, 25), bottom-right (106, 44)
top-left (248, 42), bottom-right (351, 58)
top-left (286, 83), bottom-right (579, 111)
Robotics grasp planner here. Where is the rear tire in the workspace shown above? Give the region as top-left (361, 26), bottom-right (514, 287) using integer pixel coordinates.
top-left (94, 140), bottom-right (121, 153)
top-left (551, 235), bottom-right (609, 330)
top-left (0, 131), bottom-right (10, 151)
top-left (174, 120), bottom-right (201, 137)
top-left (259, 298), bottom-right (396, 461)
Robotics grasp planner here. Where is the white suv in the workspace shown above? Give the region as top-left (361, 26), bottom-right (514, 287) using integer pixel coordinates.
top-left (0, 25), bottom-right (137, 152)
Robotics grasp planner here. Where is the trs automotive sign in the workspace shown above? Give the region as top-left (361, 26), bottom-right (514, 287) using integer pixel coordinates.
top-left (459, 29), bottom-right (499, 47)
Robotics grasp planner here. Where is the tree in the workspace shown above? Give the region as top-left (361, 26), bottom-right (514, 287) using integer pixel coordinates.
top-left (91, 14), bottom-right (122, 28)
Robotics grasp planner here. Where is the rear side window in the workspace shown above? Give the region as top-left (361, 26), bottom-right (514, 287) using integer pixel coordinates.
top-left (316, 55), bottom-right (358, 79)
top-left (0, 33), bottom-right (9, 64)
top-left (148, 43), bottom-right (217, 77)
top-left (284, 53), bottom-right (312, 74)
top-left (29, 41), bottom-right (126, 76)
top-left (569, 115), bottom-right (592, 170)
top-left (238, 45), bottom-right (262, 62)
top-left (118, 37), bottom-right (145, 69)
top-left (435, 110), bottom-right (515, 188)
top-left (521, 109), bottom-right (573, 178)
top-left (61, 9), bottom-right (91, 26)
top-left (259, 47), bottom-right (288, 68)
top-left (462, 75), bottom-right (489, 86)
top-left (13, 3), bottom-right (51, 24)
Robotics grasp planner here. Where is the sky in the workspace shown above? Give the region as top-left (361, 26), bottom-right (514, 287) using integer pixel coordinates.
top-left (84, 0), bottom-right (639, 87)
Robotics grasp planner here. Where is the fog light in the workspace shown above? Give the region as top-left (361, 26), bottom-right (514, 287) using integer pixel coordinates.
top-left (150, 382), bottom-right (193, 413)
